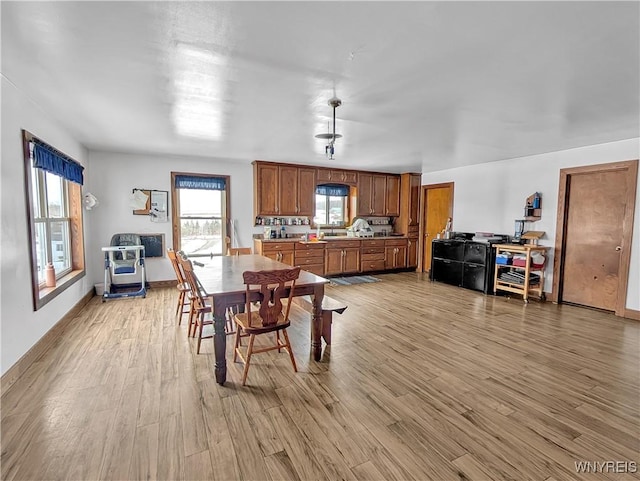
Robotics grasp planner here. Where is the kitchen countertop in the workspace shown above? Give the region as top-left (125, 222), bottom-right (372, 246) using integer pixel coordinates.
top-left (257, 235), bottom-right (408, 242)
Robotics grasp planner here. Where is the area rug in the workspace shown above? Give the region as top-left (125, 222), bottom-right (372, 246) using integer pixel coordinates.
top-left (329, 275), bottom-right (381, 286)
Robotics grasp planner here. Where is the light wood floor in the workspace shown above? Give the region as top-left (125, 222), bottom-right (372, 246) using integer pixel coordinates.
top-left (2, 272), bottom-right (639, 481)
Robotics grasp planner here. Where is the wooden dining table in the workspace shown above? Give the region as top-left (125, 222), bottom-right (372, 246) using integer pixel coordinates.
top-left (194, 254), bottom-right (329, 385)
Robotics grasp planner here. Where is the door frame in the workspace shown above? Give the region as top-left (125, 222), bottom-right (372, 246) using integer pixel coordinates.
top-left (551, 159), bottom-right (638, 317)
top-left (418, 182), bottom-right (454, 272)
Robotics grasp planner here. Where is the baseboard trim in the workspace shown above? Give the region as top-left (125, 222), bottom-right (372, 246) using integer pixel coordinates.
top-left (623, 308), bottom-right (640, 321)
top-left (1, 289), bottom-right (94, 396)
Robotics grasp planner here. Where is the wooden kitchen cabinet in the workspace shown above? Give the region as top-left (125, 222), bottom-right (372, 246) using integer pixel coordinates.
top-left (253, 162), bottom-right (316, 217)
top-left (357, 173), bottom-right (400, 216)
top-left (317, 169), bottom-right (357, 185)
top-left (254, 163), bottom-right (279, 215)
top-left (385, 239), bottom-right (407, 269)
top-left (294, 241), bottom-right (325, 276)
top-left (325, 240), bottom-right (361, 275)
top-left (396, 173), bottom-right (421, 233)
top-left (407, 236), bottom-right (419, 268)
top-left (385, 175), bottom-right (400, 216)
top-left (257, 241), bottom-right (295, 265)
top-left (360, 239), bottom-right (386, 272)
top-left (395, 173), bottom-right (421, 272)
top-left (294, 167), bottom-right (316, 216)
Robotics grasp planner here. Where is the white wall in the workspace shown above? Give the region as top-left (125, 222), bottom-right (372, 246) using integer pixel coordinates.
top-left (1, 77), bottom-right (95, 375)
top-left (422, 138), bottom-right (640, 310)
top-left (87, 151), bottom-right (256, 284)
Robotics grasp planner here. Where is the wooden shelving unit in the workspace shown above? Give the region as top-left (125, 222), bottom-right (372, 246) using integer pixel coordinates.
top-left (493, 244), bottom-right (548, 303)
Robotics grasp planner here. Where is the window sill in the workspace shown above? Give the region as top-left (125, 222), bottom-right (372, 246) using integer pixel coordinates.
top-left (35, 269), bottom-right (85, 310)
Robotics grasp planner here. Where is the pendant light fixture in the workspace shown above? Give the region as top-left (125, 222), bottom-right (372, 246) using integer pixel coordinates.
top-left (315, 97), bottom-right (342, 159)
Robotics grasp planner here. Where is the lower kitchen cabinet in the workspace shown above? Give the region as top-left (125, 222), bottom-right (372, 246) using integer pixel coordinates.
top-left (407, 236), bottom-right (419, 268)
top-left (325, 242), bottom-right (360, 275)
top-left (294, 242), bottom-right (325, 276)
top-left (255, 241), bottom-right (295, 265)
top-left (360, 239), bottom-right (386, 272)
top-left (384, 239), bottom-right (407, 269)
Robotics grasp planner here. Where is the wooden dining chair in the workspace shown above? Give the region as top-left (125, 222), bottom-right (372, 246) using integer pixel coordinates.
top-left (167, 248), bottom-right (190, 324)
top-left (233, 267), bottom-right (301, 386)
top-left (178, 254), bottom-right (213, 354)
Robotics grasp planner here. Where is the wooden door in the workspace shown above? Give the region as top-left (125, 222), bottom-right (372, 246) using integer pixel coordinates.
top-left (385, 175), bottom-right (400, 216)
top-left (419, 182), bottom-right (454, 272)
top-left (297, 167), bottom-right (316, 216)
top-left (553, 160), bottom-right (637, 315)
top-left (255, 163), bottom-right (279, 215)
top-left (357, 173), bottom-right (373, 216)
top-left (278, 165), bottom-right (298, 215)
top-left (372, 175), bottom-right (387, 215)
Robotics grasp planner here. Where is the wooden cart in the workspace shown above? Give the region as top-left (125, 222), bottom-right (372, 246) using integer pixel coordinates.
top-left (493, 244), bottom-right (548, 303)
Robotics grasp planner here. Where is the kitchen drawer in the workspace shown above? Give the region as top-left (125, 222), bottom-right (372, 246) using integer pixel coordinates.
top-left (408, 225), bottom-right (420, 236)
top-left (462, 263), bottom-right (486, 292)
top-left (294, 248), bottom-right (326, 258)
top-left (360, 239), bottom-right (385, 248)
top-left (327, 240), bottom-right (361, 249)
top-left (361, 247), bottom-right (385, 255)
top-left (464, 242), bottom-right (488, 264)
top-left (262, 243), bottom-right (295, 253)
top-left (295, 242), bottom-right (326, 251)
top-left (295, 256), bottom-right (324, 266)
top-left (431, 258), bottom-right (463, 286)
top-left (432, 240), bottom-right (464, 261)
top-left (384, 239), bottom-right (407, 247)
top-left (361, 252), bottom-right (385, 261)
top-left (361, 259), bottom-right (386, 272)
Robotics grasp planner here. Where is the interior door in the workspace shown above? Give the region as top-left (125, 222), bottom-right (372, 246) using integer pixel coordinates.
top-left (420, 183), bottom-right (454, 272)
top-left (556, 161), bottom-right (637, 313)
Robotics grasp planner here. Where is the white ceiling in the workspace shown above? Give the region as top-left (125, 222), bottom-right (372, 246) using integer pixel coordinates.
top-left (2, 1), bottom-right (639, 173)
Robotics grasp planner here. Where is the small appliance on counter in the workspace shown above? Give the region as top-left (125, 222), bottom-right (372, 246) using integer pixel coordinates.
top-left (512, 219), bottom-right (526, 244)
top-left (347, 217), bottom-right (374, 238)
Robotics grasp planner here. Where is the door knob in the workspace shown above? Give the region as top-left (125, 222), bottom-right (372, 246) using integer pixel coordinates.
top-left (615, 246), bottom-right (622, 251)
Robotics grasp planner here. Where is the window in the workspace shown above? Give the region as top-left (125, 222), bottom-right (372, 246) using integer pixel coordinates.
top-left (23, 131), bottom-right (85, 310)
top-left (314, 184), bottom-right (349, 226)
top-left (171, 172), bottom-right (230, 257)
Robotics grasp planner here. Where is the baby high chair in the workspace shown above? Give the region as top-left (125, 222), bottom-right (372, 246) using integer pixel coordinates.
top-left (101, 233), bottom-right (146, 301)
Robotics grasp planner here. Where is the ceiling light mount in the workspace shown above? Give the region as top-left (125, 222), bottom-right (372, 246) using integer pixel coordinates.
top-left (315, 97), bottom-right (342, 159)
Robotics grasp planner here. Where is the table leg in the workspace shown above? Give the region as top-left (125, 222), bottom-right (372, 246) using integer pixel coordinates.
top-left (213, 299), bottom-right (227, 385)
top-left (311, 284), bottom-right (324, 361)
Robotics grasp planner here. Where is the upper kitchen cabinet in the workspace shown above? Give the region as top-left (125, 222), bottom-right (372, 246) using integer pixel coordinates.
top-left (254, 162), bottom-right (279, 215)
top-left (317, 168), bottom-right (358, 185)
top-left (357, 173), bottom-right (400, 216)
top-left (253, 161), bottom-right (316, 217)
top-left (385, 175), bottom-right (400, 216)
top-left (396, 173), bottom-right (421, 233)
